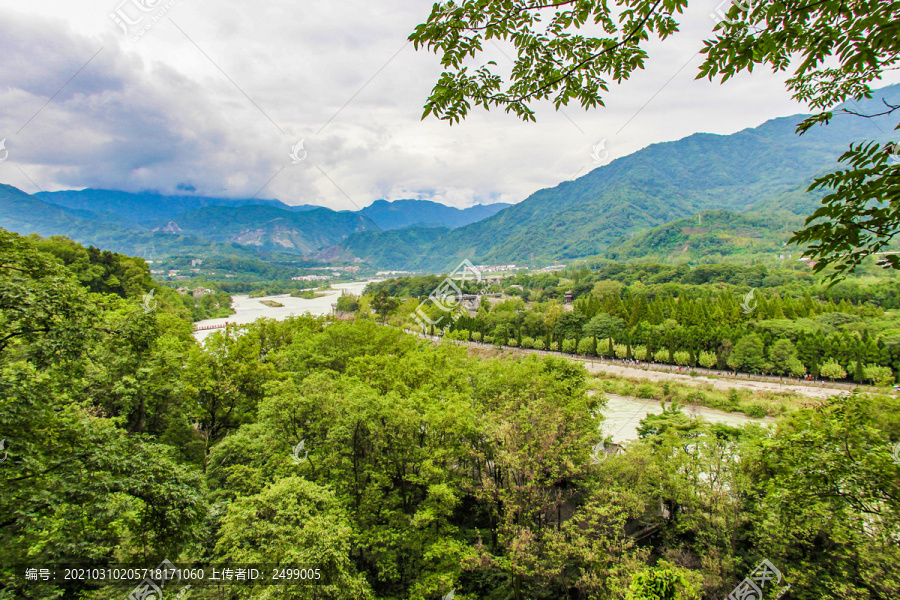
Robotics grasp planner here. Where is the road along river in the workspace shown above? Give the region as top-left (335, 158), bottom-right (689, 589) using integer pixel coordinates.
top-left (192, 280), bottom-right (372, 342)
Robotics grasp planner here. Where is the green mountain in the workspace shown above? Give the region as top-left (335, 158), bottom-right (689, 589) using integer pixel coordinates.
top-left (359, 199), bottom-right (510, 230)
top-left (333, 84), bottom-right (900, 270)
top-left (604, 182), bottom-right (830, 263)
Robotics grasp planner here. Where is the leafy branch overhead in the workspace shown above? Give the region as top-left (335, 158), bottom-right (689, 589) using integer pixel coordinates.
top-left (410, 0), bottom-right (900, 125)
top-left (410, 0), bottom-right (688, 123)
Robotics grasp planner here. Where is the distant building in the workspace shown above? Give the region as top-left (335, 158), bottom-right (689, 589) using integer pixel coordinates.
top-left (564, 290), bottom-right (574, 304)
top-left (191, 258), bottom-right (203, 267)
top-left (291, 275), bottom-right (331, 281)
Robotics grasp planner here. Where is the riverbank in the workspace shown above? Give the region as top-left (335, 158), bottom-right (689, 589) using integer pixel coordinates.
top-left (192, 280), bottom-right (373, 342)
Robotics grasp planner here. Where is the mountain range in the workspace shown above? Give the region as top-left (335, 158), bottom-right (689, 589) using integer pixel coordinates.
top-left (1, 83), bottom-right (897, 270)
top-left (0, 186), bottom-right (509, 258)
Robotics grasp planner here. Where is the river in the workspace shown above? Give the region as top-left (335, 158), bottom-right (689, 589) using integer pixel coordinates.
top-left (600, 393), bottom-right (770, 443)
top-left (192, 280), bottom-right (373, 342)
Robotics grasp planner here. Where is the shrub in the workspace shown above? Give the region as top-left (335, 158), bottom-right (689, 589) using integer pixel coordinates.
top-left (550, 341), bottom-right (559, 351)
top-left (820, 358), bottom-right (847, 381)
top-left (654, 348), bottom-right (670, 363)
top-left (533, 338), bottom-right (546, 350)
top-left (471, 331), bottom-right (482, 342)
top-left (614, 344), bottom-right (628, 359)
top-left (577, 338), bottom-right (594, 355)
top-left (863, 364), bottom-right (894, 386)
top-left (745, 404), bottom-right (768, 418)
top-left (635, 384), bottom-right (655, 399)
top-left (562, 338), bottom-right (577, 354)
top-left (508, 339), bottom-right (519, 347)
top-left (483, 335), bottom-right (494, 344)
top-left (698, 350), bottom-right (717, 369)
top-left (521, 336), bottom-right (535, 349)
top-left (672, 350), bottom-right (691, 366)
top-left (788, 358), bottom-right (807, 378)
top-left (632, 345), bottom-right (648, 360)
top-left (597, 339), bottom-right (612, 357)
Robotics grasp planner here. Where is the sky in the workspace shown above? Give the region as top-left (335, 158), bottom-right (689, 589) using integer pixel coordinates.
top-left (0, 0), bottom-right (896, 211)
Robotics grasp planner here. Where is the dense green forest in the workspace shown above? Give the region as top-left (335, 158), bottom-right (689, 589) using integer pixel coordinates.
top-left (3, 228), bottom-right (900, 600)
top-left (363, 263), bottom-right (900, 385)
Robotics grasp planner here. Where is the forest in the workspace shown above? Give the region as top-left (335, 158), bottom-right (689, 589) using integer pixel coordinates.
top-left (2, 228), bottom-right (900, 600)
top-left (361, 262), bottom-right (900, 385)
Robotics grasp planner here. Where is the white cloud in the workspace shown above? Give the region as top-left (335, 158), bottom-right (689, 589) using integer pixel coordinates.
top-left (0, 0), bottom-right (896, 209)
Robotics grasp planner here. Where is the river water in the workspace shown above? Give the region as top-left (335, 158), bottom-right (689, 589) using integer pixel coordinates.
top-left (600, 393), bottom-right (769, 442)
top-left (194, 287), bottom-right (768, 441)
top-left (192, 280), bottom-right (372, 342)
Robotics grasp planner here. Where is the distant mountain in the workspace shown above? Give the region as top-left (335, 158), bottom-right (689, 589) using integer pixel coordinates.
top-left (147, 205), bottom-right (378, 254)
top-left (35, 189), bottom-right (319, 225)
top-left (0, 184), bottom-right (268, 260)
top-left (359, 199), bottom-right (510, 230)
top-left (331, 83), bottom-right (900, 270)
top-left (321, 226), bottom-right (451, 270)
top-left (30, 190), bottom-right (509, 242)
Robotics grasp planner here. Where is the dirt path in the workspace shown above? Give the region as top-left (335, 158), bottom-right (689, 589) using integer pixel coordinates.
top-left (440, 335), bottom-right (848, 399)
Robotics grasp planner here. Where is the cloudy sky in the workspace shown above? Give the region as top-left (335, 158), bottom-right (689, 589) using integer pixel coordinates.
top-left (0, 0), bottom-right (896, 210)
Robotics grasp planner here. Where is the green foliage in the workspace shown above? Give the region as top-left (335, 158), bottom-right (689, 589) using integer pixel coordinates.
top-left (864, 363), bottom-right (894, 385)
top-left (820, 357), bottom-right (848, 381)
top-left (727, 334), bottom-right (766, 372)
top-left (790, 142), bottom-right (900, 281)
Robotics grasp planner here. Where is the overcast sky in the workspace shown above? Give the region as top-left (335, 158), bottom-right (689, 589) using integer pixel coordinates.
top-left (0, 0), bottom-right (896, 210)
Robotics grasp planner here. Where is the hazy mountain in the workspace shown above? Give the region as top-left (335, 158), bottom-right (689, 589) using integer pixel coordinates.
top-left (0, 184), bottom-right (267, 260)
top-left (359, 199), bottom-right (510, 230)
top-left (147, 205), bottom-right (378, 254)
top-left (35, 189), bottom-right (318, 224)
